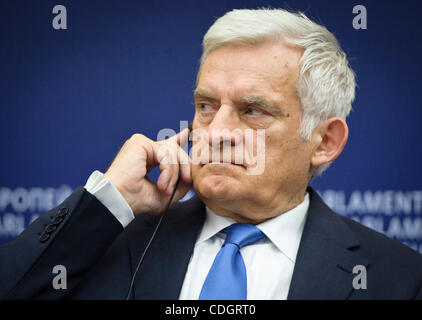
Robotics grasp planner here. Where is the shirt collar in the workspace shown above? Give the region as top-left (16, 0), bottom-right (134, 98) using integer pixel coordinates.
top-left (196, 193), bottom-right (310, 263)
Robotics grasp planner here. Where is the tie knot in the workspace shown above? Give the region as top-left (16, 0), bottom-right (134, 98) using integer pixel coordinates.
top-left (223, 223), bottom-right (265, 249)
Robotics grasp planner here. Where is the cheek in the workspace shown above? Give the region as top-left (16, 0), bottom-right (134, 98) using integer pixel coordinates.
top-left (265, 131), bottom-right (310, 174)
top-left (191, 163), bottom-right (202, 182)
top-left (242, 128), bottom-right (266, 169)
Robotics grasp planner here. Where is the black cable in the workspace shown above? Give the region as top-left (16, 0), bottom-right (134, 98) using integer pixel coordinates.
top-left (125, 174), bottom-right (182, 300)
top-left (125, 121), bottom-right (192, 300)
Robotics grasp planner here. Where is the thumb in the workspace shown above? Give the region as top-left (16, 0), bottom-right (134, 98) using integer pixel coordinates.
top-left (169, 178), bottom-right (193, 206)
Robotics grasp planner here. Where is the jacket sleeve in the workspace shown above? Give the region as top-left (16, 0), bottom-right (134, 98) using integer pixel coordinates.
top-left (416, 284), bottom-right (422, 300)
top-left (0, 186), bottom-right (123, 299)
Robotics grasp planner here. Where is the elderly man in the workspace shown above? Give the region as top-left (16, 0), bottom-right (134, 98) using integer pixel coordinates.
top-left (1, 8), bottom-right (422, 300)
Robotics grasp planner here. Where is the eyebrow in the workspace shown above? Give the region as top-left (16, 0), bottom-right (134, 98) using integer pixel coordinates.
top-left (241, 95), bottom-right (283, 115)
top-left (193, 88), bottom-right (283, 116)
top-left (193, 88), bottom-right (219, 101)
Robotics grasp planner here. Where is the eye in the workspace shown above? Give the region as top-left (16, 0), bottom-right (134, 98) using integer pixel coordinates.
top-left (198, 103), bottom-right (218, 115)
top-left (199, 103), bottom-right (212, 112)
top-left (246, 107), bottom-right (264, 116)
top-left (197, 104), bottom-right (217, 120)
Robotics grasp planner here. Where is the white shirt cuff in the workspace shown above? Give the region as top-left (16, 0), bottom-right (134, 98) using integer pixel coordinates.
top-left (84, 170), bottom-right (135, 228)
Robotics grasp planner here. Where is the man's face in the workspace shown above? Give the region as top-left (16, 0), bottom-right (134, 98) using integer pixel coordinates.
top-left (191, 40), bottom-right (314, 223)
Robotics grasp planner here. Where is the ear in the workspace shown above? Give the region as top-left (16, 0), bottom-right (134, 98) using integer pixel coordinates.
top-left (310, 117), bottom-right (349, 168)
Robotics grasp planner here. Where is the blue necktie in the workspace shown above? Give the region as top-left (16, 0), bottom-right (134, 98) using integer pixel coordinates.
top-left (199, 223), bottom-right (265, 300)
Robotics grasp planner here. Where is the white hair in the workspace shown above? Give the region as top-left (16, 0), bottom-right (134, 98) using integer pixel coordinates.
top-left (198, 8), bottom-right (356, 177)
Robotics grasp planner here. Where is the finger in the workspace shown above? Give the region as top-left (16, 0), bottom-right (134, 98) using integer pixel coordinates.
top-left (165, 143), bottom-right (191, 187)
top-left (156, 166), bottom-right (171, 192)
top-left (164, 146), bottom-right (182, 195)
top-left (177, 146), bottom-right (192, 183)
top-left (166, 127), bottom-right (190, 147)
top-left (159, 136), bottom-right (192, 184)
top-left (155, 144), bottom-right (180, 194)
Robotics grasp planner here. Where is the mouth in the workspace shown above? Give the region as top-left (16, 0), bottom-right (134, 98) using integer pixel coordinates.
top-left (204, 160), bottom-right (246, 169)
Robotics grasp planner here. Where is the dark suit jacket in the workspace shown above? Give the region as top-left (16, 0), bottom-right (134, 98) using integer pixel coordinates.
top-left (1, 186), bottom-right (422, 300)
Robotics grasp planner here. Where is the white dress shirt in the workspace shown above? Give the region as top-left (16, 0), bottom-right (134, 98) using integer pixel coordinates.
top-left (84, 170), bottom-right (310, 300)
top-left (85, 170), bottom-right (134, 227)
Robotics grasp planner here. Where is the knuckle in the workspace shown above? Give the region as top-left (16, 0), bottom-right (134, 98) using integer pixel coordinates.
top-left (157, 144), bottom-right (170, 160)
top-left (129, 133), bottom-right (144, 141)
top-left (127, 134), bottom-right (151, 149)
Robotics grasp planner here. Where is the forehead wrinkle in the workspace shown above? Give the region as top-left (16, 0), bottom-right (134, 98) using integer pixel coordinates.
top-left (196, 46), bottom-right (300, 113)
top-left (204, 42), bottom-right (300, 88)
top-left (193, 88), bottom-right (220, 101)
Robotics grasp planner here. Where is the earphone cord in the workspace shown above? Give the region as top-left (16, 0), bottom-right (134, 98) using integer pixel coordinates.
top-left (125, 174), bottom-right (182, 300)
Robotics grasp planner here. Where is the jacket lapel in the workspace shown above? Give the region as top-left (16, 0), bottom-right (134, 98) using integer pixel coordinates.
top-left (287, 187), bottom-right (369, 300)
top-left (129, 196), bottom-right (206, 300)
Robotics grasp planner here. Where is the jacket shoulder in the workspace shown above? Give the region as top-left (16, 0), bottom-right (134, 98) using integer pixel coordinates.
top-left (340, 215), bottom-right (422, 262)
top-left (340, 215), bottom-right (422, 298)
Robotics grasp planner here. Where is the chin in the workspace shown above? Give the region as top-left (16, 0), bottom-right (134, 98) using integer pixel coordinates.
top-left (194, 174), bottom-right (241, 201)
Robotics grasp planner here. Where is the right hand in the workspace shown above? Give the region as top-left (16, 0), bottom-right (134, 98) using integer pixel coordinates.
top-left (104, 129), bottom-right (192, 215)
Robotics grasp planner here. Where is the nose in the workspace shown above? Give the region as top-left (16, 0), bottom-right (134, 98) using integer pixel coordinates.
top-left (207, 105), bottom-right (243, 147)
